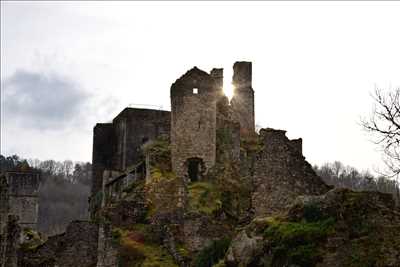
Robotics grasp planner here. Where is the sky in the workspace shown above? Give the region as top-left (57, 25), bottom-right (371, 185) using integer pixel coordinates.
top-left (1, 1), bottom-right (400, 173)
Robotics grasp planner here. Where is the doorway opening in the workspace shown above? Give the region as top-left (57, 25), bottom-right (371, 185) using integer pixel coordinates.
top-left (186, 157), bottom-right (204, 182)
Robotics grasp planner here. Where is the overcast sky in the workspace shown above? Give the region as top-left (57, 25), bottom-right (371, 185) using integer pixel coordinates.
top-left (1, 1), bottom-right (400, 172)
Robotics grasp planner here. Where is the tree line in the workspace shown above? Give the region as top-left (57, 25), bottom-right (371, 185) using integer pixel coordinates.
top-left (0, 154), bottom-right (91, 236)
top-left (314, 161), bottom-right (400, 204)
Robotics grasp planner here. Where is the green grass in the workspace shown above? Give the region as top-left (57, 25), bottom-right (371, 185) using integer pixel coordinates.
top-left (263, 218), bottom-right (335, 267)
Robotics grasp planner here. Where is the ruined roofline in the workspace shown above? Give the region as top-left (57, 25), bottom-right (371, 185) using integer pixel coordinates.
top-left (171, 66), bottom-right (212, 84)
top-left (170, 66), bottom-right (224, 99)
top-left (112, 107), bottom-right (171, 122)
top-left (259, 127), bottom-right (301, 141)
top-left (93, 122), bottom-right (113, 129)
top-left (234, 61), bottom-right (252, 65)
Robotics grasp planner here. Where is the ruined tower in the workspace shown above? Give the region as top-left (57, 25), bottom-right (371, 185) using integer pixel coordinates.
top-left (231, 61), bottom-right (255, 137)
top-left (170, 67), bottom-right (222, 182)
top-left (5, 171), bottom-right (40, 230)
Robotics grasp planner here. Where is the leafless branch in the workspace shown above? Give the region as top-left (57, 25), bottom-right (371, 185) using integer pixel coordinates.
top-left (361, 87), bottom-right (400, 179)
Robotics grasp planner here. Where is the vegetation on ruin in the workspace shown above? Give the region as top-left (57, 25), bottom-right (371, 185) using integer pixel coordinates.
top-left (188, 182), bottom-right (222, 215)
top-left (208, 162), bottom-right (252, 221)
top-left (141, 135), bottom-right (171, 172)
top-left (216, 128), bottom-right (233, 147)
top-left (112, 225), bottom-right (177, 267)
top-left (123, 179), bottom-right (145, 195)
top-left (237, 189), bottom-right (400, 267)
top-left (19, 228), bottom-right (45, 252)
top-left (193, 238), bottom-right (231, 267)
top-left (212, 260), bottom-right (227, 267)
top-left (262, 217), bottom-right (335, 267)
top-left (240, 135), bottom-right (263, 153)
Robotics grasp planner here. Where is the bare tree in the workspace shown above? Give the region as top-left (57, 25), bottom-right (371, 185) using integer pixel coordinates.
top-left (361, 88), bottom-right (400, 178)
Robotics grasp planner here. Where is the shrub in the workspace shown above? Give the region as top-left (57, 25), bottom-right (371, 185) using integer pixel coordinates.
top-left (188, 182), bottom-right (222, 215)
top-left (193, 238), bottom-right (231, 267)
top-left (263, 218), bottom-right (335, 267)
top-left (303, 202), bottom-right (324, 222)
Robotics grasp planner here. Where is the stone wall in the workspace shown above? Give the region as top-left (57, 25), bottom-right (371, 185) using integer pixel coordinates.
top-left (251, 128), bottom-right (331, 217)
top-left (170, 67), bottom-right (222, 181)
top-left (96, 224), bottom-right (118, 267)
top-left (0, 175), bottom-right (9, 264)
top-left (1, 171), bottom-right (40, 267)
top-left (231, 61), bottom-right (255, 138)
top-left (210, 68), bottom-right (223, 89)
top-left (216, 95), bottom-right (241, 163)
top-left (90, 109), bottom-right (170, 217)
top-left (112, 108), bottom-right (171, 171)
top-left (4, 216), bottom-right (20, 267)
top-left (91, 123), bottom-right (114, 199)
top-left (5, 172), bottom-right (40, 230)
top-left (19, 221), bottom-right (98, 267)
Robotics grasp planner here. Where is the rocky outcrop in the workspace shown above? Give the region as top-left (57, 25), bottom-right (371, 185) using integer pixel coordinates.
top-left (225, 229), bottom-right (262, 266)
top-left (225, 188), bottom-right (400, 267)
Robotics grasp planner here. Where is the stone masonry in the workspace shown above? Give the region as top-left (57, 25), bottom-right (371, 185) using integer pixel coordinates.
top-left (231, 61), bottom-right (255, 138)
top-left (5, 171), bottom-right (40, 230)
top-left (252, 128), bottom-right (331, 216)
top-left (0, 175), bottom-right (9, 267)
top-left (0, 170), bottom-right (40, 267)
top-left (18, 220), bottom-right (98, 267)
top-left (170, 67), bottom-right (223, 181)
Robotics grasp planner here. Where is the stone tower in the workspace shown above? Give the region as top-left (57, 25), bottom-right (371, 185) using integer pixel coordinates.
top-left (5, 171), bottom-right (40, 230)
top-left (231, 61), bottom-right (255, 137)
top-left (170, 67), bottom-right (222, 182)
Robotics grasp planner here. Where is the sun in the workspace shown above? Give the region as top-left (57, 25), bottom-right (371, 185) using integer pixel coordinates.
top-left (223, 83), bottom-right (235, 102)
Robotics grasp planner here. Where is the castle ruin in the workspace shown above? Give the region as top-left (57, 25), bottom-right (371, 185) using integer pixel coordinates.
top-left (90, 61), bottom-right (256, 204)
top-left (1, 59), bottom-right (397, 267)
top-left (9, 61), bottom-right (333, 267)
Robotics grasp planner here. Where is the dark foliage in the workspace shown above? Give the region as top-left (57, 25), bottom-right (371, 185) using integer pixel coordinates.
top-left (193, 237), bottom-right (231, 267)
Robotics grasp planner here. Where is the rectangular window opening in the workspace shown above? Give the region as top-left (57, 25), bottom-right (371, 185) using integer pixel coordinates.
top-left (193, 88), bottom-right (198, 94)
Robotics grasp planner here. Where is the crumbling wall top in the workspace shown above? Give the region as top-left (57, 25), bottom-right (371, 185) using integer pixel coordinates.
top-left (170, 67), bottom-right (220, 97)
top-left (210, 68), bottom-right (223, 89)
top-left (233, 61), bottom-right (252, 89)
top-left (113, 108), bottom-right (170, 123)
top-left (5, 171), bottom-right (40, 196)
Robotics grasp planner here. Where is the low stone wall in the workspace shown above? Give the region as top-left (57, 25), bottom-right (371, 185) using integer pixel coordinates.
top-left (18, 221), bottom-right (98, 267)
